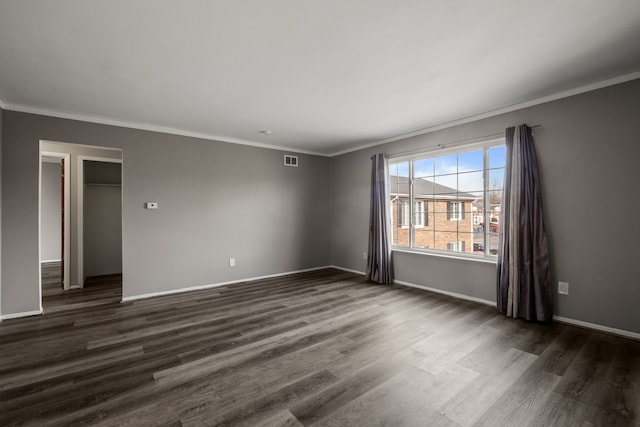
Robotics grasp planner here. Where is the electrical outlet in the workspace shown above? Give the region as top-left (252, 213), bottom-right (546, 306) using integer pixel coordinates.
top-left (558, 281), bottom-right (569, 295)
top-left (229, 258), bottom-right (236, 267)
top-left (362, 252), bottom-right (368, 261)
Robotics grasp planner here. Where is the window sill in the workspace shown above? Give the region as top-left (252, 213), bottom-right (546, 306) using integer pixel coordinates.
top-left (391, 247), bottom-right (498, 265)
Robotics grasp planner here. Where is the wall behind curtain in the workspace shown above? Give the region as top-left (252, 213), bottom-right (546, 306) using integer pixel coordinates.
top-left (2, 112), bottom-right (330, 315)
top-left (330, 78), bottom-right (640, 334)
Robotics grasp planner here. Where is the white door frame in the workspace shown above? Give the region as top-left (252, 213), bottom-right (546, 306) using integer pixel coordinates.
top-left (77, 155), bottom-right (123, 287)
top-left (39, 151), bottom-right (71, 291)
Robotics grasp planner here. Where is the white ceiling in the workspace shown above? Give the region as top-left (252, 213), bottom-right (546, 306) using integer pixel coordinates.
top-left (1, 1), bottom-right (640, 156)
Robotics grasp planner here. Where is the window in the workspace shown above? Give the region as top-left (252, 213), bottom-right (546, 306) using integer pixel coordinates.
top-left (447, 201), bottom-right (464, 220)
top-left (414, 200), bottom-right (427, 227)
top-left (388, 139), bottom-right (505, 258)
top-left (447, 241), bottom-right (465, 252)
top-left (397, 200), bottom-right (426, 227)
top-left (397, 199), bottom-right (410, 227)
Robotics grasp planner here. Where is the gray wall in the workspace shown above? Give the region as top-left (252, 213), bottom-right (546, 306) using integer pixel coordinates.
top-left (330, 78), bottom-right (640, 334)
top-left (40, 161), bottom-right (62, 261)
top-left (84, 185), bottom-right (122, 278)
top-left (84, 161), bottom-right (122, 278)
top-left (1, 112), bottom-right (330, 314)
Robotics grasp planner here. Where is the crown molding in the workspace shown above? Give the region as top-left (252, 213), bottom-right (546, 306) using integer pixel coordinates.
top-left (328, 70), bottom-right (640, 156)
top-left (2, 70), bottom-right (639, 158)
top-left (2, 103), bottom-right (330, 157)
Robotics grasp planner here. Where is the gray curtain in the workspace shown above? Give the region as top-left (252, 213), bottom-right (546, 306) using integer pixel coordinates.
top-left (366, 154), bottom-right (393, 284)
top-left (497, 125), bottom-right (552, 321)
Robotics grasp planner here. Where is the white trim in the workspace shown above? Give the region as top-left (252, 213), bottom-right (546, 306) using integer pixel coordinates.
top-left (394, 279), bottom-right (496, 306)
top-left (330, 71), bottom-right (640, 156)
top-left (2, 309), bottom-right (44, 320)
top-left (553, 316), bottom-right (640, 341)
top-left (41, 259), bottom-right (62, 263)
top-left (41, 139), bottom-right (123, 152)
top-left (77, 155), bottom-right (123, 288)
top-left (329, 265), bottom-right (365, 275)
top-left (121, 266), bottom-right (332, 302)
top-left (392, 248), bottom-right (497, 265)
top-left (6, 72), bottom-right (639, 158)
top-left (3, 103), bottom-right (329, 157)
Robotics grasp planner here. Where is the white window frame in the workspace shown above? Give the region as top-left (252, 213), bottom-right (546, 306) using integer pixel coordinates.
top-left (414, 200), bottom-right (426, 227)
top-left (388, 138), bottom-right (504, 260)
top-left (447, 201), bottom-right (464, 221)
top-left (397, 199), bottom-right (410, 227)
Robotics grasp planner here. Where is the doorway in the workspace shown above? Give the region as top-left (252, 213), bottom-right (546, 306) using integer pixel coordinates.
top-left (40, 153), bottom-right (70, 292)
top-left (81, 159), bottom-right (122, 286)
top-left (38, 141), bottom-right (123, 311)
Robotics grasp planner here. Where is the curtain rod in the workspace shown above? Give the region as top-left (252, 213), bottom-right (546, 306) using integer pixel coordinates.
top-left (380, 124), bottom-right (541, 160)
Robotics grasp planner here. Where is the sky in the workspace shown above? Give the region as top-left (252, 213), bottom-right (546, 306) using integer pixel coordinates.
top-left (389, 145), bottom-right (505, 195)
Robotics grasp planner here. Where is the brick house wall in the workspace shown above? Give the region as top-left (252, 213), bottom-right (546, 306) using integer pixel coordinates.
top-left (391, 197), bottom-right (474, 252)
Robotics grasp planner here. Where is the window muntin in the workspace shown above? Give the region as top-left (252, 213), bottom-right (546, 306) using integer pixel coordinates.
top-left (389, 140), bottom-right (505, 258)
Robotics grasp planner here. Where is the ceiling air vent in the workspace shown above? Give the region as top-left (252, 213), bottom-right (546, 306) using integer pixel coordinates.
top-left (284, 155), bottom-right (298, 167)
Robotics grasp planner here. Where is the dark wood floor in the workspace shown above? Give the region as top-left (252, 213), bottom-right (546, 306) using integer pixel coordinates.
top-left (1, 268), bottom-right (638, 426)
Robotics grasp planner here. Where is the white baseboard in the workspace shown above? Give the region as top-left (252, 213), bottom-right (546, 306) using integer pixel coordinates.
top-left (329, 265), bottom-right (365, 275)
top-left (41, 259), bottom-right (62, 263)
top-left (1, 308), bottom-right (44, 321)
top-left (330, 265), bottom-right (639, 341)
top-left (552, 315), bottom-right (639, 341)
top-left (121, 266), bottom-right (332, 303)
top-left (394, 279), bottom-right (496, 307)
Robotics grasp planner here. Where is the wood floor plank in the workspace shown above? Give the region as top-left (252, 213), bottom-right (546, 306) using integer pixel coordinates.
top-left (1, 267), bottom-right (639, 426)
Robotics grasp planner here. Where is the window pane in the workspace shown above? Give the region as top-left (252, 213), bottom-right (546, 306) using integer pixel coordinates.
top-left (489, 146), bottom-right (506, 168)
top-left (489, 190), bottom-right (502, 210)
top-left (439, 231), bottom-right (458, 251)
top-left (459, 209), bottom-right (474, 232)
top-left (391, 161), bottom-right (410, 183)
top-left (457, 233), bottom-right (473, 253)
top-left (414, 228), bottom-right (433, 249)
top-left (434, 154), bottom-right (457, 175)
top-left (433, 176), bottom-right (457, 194)
top-left (458, 150), bottom-right (483, 172)
top-left (458, 171), bottom-right (484, 193)
top-left (489, 232), bottom-right (500, 255)
top-left (413, 177), bottom-right (434, 198)
top-left (433, 210), bottom-right (456, 231)
top-left (391, 197), bottom-right (409, 247)
top-left (473, 230), bottom-right (485, 254)
top-left (489, 168), bottom-right (504, 191)
top-left (414, 158), bottom-right (434, 179)
top-left (389, 161), bottom-right (398, 177)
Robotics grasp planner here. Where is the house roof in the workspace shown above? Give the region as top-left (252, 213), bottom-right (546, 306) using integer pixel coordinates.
top-left (389, 175), bottom-right (477, 201)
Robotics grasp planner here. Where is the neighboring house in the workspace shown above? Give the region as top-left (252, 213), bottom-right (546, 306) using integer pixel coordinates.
top-left (389, 175), bottom-right (477, 253)
top-left (473, 201), bottom-right (501, 232)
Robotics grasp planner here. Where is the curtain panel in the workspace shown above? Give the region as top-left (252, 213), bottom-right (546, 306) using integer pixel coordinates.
top-left (497, 125), bottom-right (552, 321)
top-left (366, 154), bottom-right (394, 284)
